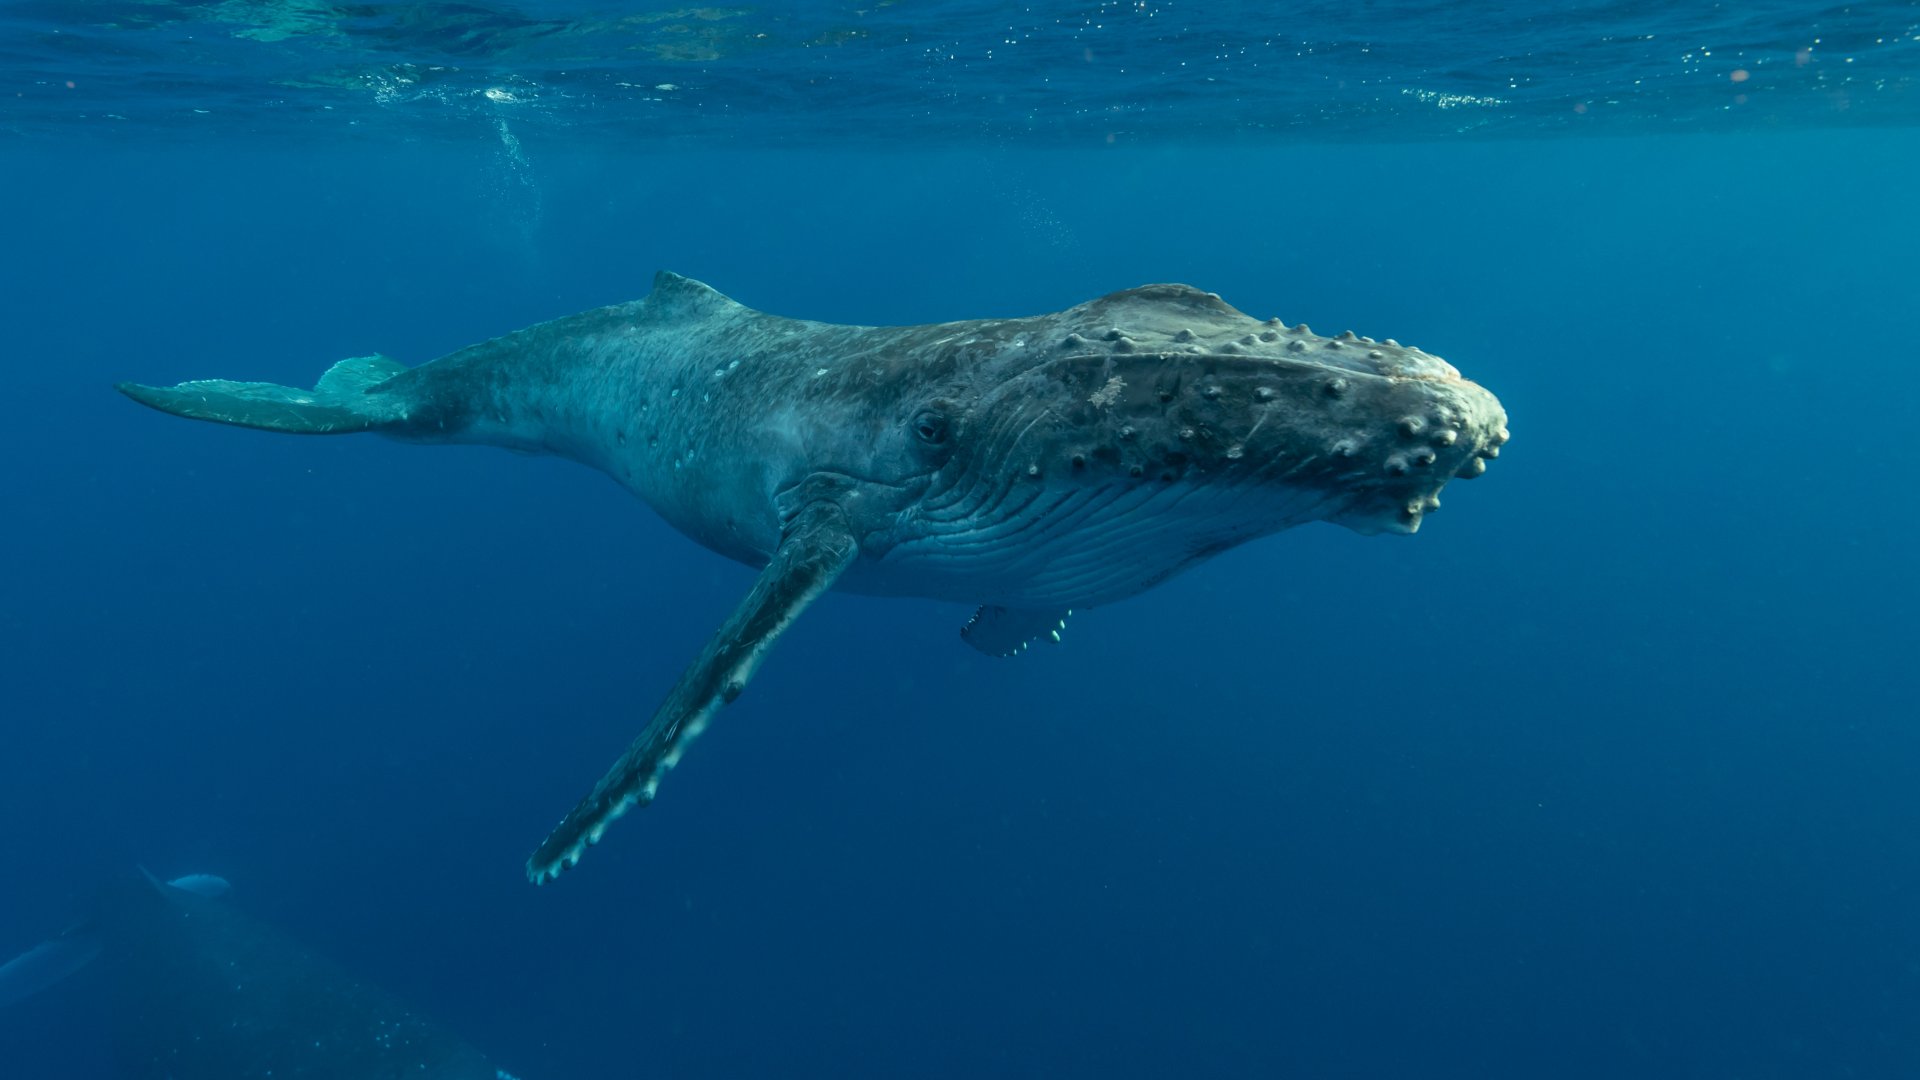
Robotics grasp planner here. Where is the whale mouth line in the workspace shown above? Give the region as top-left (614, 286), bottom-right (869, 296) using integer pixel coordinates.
top-left (1054, 348), bottom-right (1397, 378)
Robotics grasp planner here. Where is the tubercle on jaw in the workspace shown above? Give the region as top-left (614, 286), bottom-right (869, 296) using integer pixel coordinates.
top-left (1046, 380), bottom-right (1494, 491)
top-left (993, 333), bottom-right (1507, 524)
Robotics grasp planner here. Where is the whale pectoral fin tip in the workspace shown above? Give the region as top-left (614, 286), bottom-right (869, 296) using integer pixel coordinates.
top-left (524, 495), bottom-right (858, 884)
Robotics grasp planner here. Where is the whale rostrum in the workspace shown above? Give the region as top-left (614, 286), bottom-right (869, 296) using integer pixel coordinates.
top-left (118, 272), bottom-right (1510, 884)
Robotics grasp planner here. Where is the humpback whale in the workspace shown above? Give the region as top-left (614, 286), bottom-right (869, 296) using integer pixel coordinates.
top-left (118, 273), bottom-right (1510, 883)
top-left (0, 872), bottom-right (523, 1078)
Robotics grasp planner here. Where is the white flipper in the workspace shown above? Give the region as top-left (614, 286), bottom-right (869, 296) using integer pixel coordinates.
top-left (0, 935), bottom-right (103, 1008)
top-left (526, 496), bottom-right (859, 883)
top-left (165, 874), bottom-right (232, 898)
top-left (0, 871), bottom-right (230, 1008)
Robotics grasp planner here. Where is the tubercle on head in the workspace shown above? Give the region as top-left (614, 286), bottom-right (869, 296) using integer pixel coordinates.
top-left (936, 321), bottom-right (1507, 545)
top-left (1049, 289), bottom-right (1462, 384)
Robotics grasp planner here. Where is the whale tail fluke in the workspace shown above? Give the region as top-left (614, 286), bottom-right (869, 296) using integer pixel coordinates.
top-left (117, 354), bottom-right (412, 435)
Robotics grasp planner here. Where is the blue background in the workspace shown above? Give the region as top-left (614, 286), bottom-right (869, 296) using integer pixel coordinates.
top-left (2, 125), bottom-right (1916, 1077)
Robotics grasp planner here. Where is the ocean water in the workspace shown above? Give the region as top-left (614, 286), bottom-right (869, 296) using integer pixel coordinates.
top-left (2, 3), bottom-right (1917, 1078)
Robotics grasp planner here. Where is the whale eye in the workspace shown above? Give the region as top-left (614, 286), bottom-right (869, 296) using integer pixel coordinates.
top-left (910, 408), bottom-right (949, 446)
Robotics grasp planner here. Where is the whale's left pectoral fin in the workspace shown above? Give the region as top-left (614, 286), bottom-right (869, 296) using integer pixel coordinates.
top-left (961, 605), bottom-right (1072, 658)
top-left (526, 498), bottom-right (859, 884)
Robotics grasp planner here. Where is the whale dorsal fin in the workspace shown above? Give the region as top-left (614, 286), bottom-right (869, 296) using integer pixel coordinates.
top-left (645, 271), bottom-right (746, 322)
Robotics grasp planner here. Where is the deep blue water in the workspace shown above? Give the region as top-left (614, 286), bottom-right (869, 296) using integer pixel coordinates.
top-left (3, 4), bottom-right (1919, 1079)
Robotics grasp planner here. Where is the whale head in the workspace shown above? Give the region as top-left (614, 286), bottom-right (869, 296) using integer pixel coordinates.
top-left (874, 284), bottom-right (1508, 607)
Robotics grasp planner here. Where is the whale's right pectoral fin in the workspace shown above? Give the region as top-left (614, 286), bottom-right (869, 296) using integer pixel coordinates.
top-left (117, 354), bottom-right (410, 435)
top-left (526, 497), bottom-right (860, 884)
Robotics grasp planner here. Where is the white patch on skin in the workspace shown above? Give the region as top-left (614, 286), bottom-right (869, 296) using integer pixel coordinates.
top-left (1087, 376), bottom-right (1125, 408)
